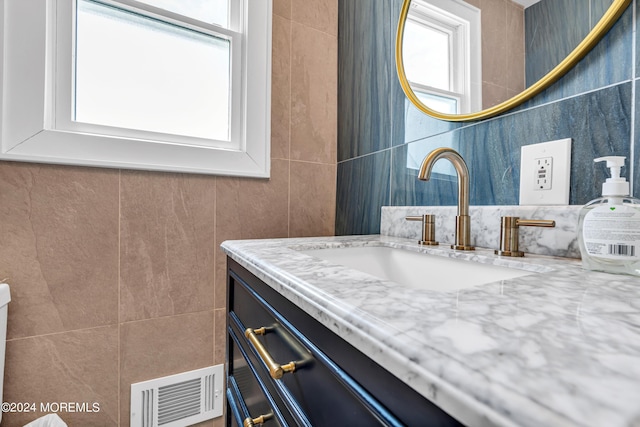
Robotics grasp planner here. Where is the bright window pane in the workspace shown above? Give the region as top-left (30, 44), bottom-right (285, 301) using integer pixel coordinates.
top-left (416, 92), bottom-right (457, 114)
top-left (75, 0), bottom-right (230, 141)
top-left (135, 0), bottom-right (229, 27)
top-left (404, 19), bottom-right (450, 91)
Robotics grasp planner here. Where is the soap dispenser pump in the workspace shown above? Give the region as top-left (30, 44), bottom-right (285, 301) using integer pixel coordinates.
top-left (577, 156), bottom-right (640, 276)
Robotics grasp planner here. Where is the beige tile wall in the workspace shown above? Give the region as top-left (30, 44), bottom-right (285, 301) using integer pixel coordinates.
top-left (0, 0), bottom-right (337, 425)
top-left (465, 0), bottom-right (526, 109)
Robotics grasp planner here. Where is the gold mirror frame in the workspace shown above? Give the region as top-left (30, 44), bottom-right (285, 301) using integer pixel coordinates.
top-left (396, 0), bottom-right (632, 122)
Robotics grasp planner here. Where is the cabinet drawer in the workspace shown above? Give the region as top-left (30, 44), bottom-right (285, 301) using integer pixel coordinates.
top-left (229, 270), bottom-right (399, 427)
top-left (228, 332), bottom-right (285, 427)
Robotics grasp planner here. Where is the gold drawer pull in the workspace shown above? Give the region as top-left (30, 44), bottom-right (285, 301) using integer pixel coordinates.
top-left (245, 327), bottom-right (296, 379)
top-left (244, 413), bottom-right (273, 427)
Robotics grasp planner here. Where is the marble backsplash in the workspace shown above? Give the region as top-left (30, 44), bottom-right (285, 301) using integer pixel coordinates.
top-left (381, 205), bottom-right (582, 259)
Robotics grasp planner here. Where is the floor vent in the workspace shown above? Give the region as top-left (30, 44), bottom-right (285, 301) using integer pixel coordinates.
top-left (131, 365), bottom-right (223, 427)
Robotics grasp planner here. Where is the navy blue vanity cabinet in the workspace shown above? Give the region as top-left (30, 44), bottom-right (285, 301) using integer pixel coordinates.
top-left (226, 257), bottom-right (463, 427)
top-left (227, 337), bottom-right (284, 427)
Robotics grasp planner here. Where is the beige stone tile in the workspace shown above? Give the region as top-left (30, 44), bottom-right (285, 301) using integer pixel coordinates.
top-left (214, 159), bottom-right (289, 309)
top-left (480, 0), bottom-right (508, 87)
top-left (120, 171), bottom-right (215, 322)
top-left (506, 2), bottom-right (525, 93)
top-left (214, 309), bottom-right (226, 365)
top-left (290, 161), bottom-right (336, 237)
top-left (290, 23), bottom-right (337, 164)
top-left (507, 88), bottom-right (520, 101)
top-left (3, 326), bottom-right (118, 427)
top-left (482, 82), bottom-right (510, 110)
top-left (272, 14), bottom-right (291, 160)
top-left (291, 0), bottom-right (337, 36)
top-left (120, 312), bottom-right (215, 427)
top-left (0, 162), bottom-right (119, 340)
top-left (273, 0), bottom-right (291, 19)
top-left (214, 260), bottom-right (227, 313)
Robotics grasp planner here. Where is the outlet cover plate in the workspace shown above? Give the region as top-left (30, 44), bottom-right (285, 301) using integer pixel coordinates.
top-left (519, 138), bottom-right (571, 205)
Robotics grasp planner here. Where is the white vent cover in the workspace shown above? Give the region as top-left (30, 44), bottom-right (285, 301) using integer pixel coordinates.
top-left (131, 365), bottom-right (224, 427)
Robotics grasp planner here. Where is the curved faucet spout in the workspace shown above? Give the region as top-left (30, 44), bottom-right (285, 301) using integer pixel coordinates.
top-left (418, 147), bottom-right (469, 216)
top-left (418, 147), bottom-right (474, 250)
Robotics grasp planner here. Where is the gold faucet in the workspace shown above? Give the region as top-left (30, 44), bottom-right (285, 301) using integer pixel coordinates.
top-left (418, 147), bottom-right (475, 250)
top-left (495, 216), bottom-right (555, 257)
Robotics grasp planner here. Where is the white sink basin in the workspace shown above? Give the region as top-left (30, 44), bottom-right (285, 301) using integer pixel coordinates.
top-left (298, 246), bottom-right (536, 291)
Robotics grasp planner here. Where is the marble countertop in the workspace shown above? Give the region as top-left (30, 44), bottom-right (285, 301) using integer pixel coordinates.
top-left (221, 235), bottom-right (640, 427)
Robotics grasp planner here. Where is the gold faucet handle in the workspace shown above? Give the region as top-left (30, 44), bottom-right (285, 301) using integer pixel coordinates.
top-left (405, 214), bottom-right (438, 246)
top-left (495, 216), bottom-right (555, 257)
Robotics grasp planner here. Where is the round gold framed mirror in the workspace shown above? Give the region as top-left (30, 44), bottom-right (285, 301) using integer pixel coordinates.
top-left (396, 0), bottom-right (631, 122)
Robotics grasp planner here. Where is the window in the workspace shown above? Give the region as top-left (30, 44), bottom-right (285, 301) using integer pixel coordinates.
top-left (0, 0), bottom-right (272, 177)
top-left (74, 0), bottom-right (232, 142)
top-left (403, 0), bottom-right (480, 114)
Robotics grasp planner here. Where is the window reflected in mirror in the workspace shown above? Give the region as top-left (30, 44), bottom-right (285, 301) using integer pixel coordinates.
top-left (397, 0), bottom-right (628, 121)
top-left (401, 0), bottom-right (481, 114)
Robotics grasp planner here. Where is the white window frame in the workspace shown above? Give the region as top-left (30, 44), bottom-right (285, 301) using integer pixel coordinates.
top-left (406, 0), bottom-right (481, 114)
top-left (0, 0), bottom-right (272, 177)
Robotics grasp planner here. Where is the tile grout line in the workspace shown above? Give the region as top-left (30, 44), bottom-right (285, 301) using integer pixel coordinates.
top-left (389, 147), bottom-right (393, 207)
top-left (388, 1), bottom-right (394, 209)
top-left (473, 81), bottom-right (635, 126)
top-left (288, 159), bottom-right (291, 238)
top-left (288, 13), bottom-right (293, 239)
top-left (289, 158), bottom-right (337, 166)
top-left (120, 310), bottom-right (218, 327)
top-left (631, 0), bottom-right (637, 196)
top-left (337, 146), bottom-right (394, 164)
top-left (288, 13), bottom-right (337, 39)
top-left (6, 323), bottom-right (118, 343)
top-left (213, 175), bottom-right (217, 362)
top-left (117, 169), bottom-right (121, 426)
top-left (338, 79), bottom-right (636, 169)
top-left (5, 309), bottom-right (220, 344)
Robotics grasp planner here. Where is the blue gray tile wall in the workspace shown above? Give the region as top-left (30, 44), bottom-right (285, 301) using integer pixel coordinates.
top-left (337, 0), bottom-right (637, 235)
top-left (336, 150), bottom-right (390, 235)
top-left (520, 1), bottom-right (632, 109)
top-left (337, 0), bottom-right (398, 160)
top-left (593, 0), bottom-right (617, 26)
top-left (525, 0), bottom-right (590, 87)
top-left (392, 84), bottom-right (632, 207)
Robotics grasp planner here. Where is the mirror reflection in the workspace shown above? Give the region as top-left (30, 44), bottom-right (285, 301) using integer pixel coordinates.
top-left (400, 0), bottom-right (615, 116)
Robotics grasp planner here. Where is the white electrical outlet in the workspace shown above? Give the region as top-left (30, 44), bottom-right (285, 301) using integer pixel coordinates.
top-left (535, 157), bottom-right (552, 190)
top-left (519, 139), bottom-right (571, 205)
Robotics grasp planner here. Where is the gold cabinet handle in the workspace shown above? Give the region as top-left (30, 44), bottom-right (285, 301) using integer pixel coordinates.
top-left (244, 413), bottom-right (273, 427)
top-left (245, 327), bottom-right (296, 379)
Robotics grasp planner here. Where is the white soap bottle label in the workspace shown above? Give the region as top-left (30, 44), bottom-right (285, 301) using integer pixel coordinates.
top-left (582, 205), bottom-right (640, 260)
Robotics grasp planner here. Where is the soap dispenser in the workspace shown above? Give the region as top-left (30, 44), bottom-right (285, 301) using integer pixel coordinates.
top-left (577, 156), bottom-right (640, 276)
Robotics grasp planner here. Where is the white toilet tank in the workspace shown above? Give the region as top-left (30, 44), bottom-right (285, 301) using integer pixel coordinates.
top-left (0, 284), bottom-right (11, 424)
